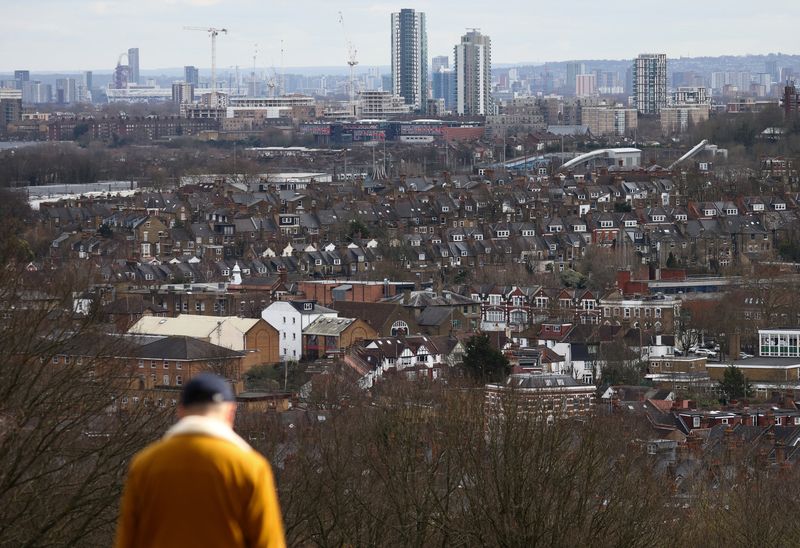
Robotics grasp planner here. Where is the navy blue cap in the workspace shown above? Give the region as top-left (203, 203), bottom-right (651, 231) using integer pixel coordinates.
top-left (180, 373), bottom-right (235, 406)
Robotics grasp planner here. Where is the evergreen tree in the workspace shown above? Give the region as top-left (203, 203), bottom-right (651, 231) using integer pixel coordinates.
top-left (462, 333), bottom-right (511, 384)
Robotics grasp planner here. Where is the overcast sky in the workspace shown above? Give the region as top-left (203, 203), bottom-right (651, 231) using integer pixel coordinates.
top-left (3, 0), bottom-right (800, 72)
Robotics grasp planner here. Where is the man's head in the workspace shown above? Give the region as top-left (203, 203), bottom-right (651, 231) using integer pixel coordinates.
top-left (177, 373), bottom-right (236, 426)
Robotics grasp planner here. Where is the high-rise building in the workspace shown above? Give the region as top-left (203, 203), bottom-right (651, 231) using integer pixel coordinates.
top-left (0, 89), bottom-right (23, 132)
top-left (56, 78), bottom-right (77, 104)
top-left (565, 62), bottom-right (586, 96)
top-left (633, 53), bottom-right (667, 115)
top-left (13, 70), bottom-right (30, 89)
top-left (22, 81), bottom-right (51, 104)
top-left (432, 55), bottom-right (449, 73)
top-left (432, 67), bottom-right (455, 111)
top-left (172, 82), bottom-right (195, 104)
top-left (128, 47), bottom-right (140, 84)
top-left (184, 66), bottom-right (200, 87)
top-left (454, 29), bottom-right (492, 116)
top-left (390, 8), bottom-right (427, 111)
top-left (575, 73), bottom-right (596, 97)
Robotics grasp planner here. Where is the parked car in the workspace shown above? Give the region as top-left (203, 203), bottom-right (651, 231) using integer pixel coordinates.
top-left (695, 348), bottom-right (718, 358)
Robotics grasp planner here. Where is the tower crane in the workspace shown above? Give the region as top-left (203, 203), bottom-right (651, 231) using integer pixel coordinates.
top-left (183, 26), bottom-right (228, 93)
top-left (337, 12), bottom-right (358, 107)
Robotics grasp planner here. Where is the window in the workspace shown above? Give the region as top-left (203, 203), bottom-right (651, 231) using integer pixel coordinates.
top-left (721, 418), bottom-right (729, 425)
top-left (486, 310), bottom-right (504, 323)
top-left (138, 360), bottom-right (144, 368)
top-left (163, 374), bottom-right (170, 385)
top-left (391, 320), bottom-right (409, 336)
top-left (655, 308), bottom-right (662, 318)
top-left (151, 360), bottom-right (157, 369)
top-left (693, 416), bottom-right (701, 428)
top-left (52, 356), bottom-right (59, 364)
top-left (163, 360), bottom-right (169, 369)
top-left (176, 375), bottom-right (183, 386)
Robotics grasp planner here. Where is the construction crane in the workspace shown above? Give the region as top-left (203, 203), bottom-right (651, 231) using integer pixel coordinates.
top-left (183, 26), bottom-right (228, 93)
top-left (251, 43), bottom-right (259, 96)
top-left (337, 12), bottom-right (358, 106)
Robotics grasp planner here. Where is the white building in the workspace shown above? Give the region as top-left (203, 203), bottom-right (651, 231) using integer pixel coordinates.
top-left (261, 300), bottom-right (337, 361)
top-left (391, 8), bottom-right (427, 111)
top-left (633, 53), bottom-right (667, 115)
top-left (357, 91), bottom-right (412, 117)
top-left (454, 29), bottom-right (492, 115)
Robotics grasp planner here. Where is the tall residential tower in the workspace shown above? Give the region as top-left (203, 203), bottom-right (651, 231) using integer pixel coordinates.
top-left (633, 53), bottom-right (667, 115)
top-left (454, 29), bottom-right (492, 115)
top-left (391, 8), bottom-right (427, 111)
top-left (127, 48), bottom-right (140, 85)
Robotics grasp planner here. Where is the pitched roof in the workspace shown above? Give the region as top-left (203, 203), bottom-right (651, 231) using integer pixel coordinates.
top-left (136, 336), bottom-right (243, 360)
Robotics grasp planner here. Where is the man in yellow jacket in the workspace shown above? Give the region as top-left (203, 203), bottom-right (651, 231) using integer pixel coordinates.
top-left (115, 373), bottom-right (286, 548)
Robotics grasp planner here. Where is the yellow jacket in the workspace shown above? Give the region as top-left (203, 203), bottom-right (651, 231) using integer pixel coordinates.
top-left (115, 416), bottom-right (285, 548)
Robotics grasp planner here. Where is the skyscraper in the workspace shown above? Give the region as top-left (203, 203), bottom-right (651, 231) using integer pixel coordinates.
top-left (128, 47), bottom-right (140, 85)
top-left (13, 70), bottom-right (30, 89)
top-left (575, 73), bottom-right (596, 97)
top-left (633, 53), bottom-right (667, 115)
top-left (432, 67), bottom-right (454, 111)
top-left (454, 29), bottom-right (492, 115)
top-left (565, 62), bottom-right (586, 96)
top-left (432, 55), bottom-right (449, 73)
top-left (391, 8), bottom-right (427, 111)
top-left (56, 78), bottom-right (77, 104)
top-left (184, 66), bottom-right (200, 87)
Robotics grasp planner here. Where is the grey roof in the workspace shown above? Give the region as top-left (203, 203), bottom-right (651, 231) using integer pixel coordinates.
top-left (136, 336), bottom-right (243, 360)
top-left (303, 317), bottom-right (356, 336)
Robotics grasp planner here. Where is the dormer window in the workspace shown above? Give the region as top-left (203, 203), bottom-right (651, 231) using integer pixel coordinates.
top-left (726, 209), bottom-right (737, 215)
top-left (704, 210), bottom-right (716, 217)
top-left (333, 258), bottom-right (341, 265)
top-left (775, 203), bottom-right (786, 211)
top-left (442, 206), bottom-right (449, 213)
top-left (652, 215), bottom-right (665, 222)
top-left (600, 220), bottom-right (613, 228)
top-left (314, 259), bottom-right (322, 266)
top-left (474, 234), bottom-right (484, 240)
top-left (453, 234), bottom-right (463, 242)
top-left (303, 302), bottom-right (313, 311)
top-left (625, 220), bottom-right (637, 227)
top-left (676, 214), bottom-right (687, 221)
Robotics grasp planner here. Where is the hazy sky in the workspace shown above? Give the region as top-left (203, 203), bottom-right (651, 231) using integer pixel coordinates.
top-left (2, 0), bottom-right (800, 72)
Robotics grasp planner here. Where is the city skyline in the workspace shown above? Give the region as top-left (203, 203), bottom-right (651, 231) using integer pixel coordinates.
top-left (3, 0), bottom-right (800, 72)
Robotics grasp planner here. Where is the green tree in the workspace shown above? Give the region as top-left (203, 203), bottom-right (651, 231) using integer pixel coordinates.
top-left (347, 219), bottom-right (370, 241)
top-left (719, 365), bottom-right (750, 400)
top-left (462, 333), bottom-right (510, 384)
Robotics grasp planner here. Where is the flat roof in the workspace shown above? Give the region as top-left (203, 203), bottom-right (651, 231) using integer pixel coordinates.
top-left (709, 357), bottom-right (800, 368)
